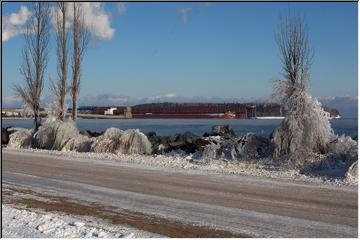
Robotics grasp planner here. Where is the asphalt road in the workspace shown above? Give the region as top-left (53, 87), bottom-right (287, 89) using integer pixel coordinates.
top-left (2, 149), bottom-right (358, 237)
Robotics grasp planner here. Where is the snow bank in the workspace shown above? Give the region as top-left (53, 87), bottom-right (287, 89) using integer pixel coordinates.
top-left (2, 205), bottom-right (158, 238)
top-left (7, 128), bottom-right (32, 149)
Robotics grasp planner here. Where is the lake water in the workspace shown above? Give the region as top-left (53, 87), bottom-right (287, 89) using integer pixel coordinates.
top-left (2, 118), bottom-right (358, 138)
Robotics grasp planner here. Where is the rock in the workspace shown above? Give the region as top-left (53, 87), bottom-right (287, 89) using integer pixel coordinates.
top-left (346, 161), bottom-right (357, 182)
top-left (211, 125), bottom-right (236, 139)
top-left (146, 131), bottom-right (159, 143)
top-left (182, 131), bottom-right (198, 143)
top-left (148, 131), bottom-right (208, 155)
top-left (80, 130), bottom-right (103, 138)
top-left (200, 143), bottom-right (222, 160)
top-left (238, 133), bottom-right (272, 159)
top-left (2, 127), bottom-right (10, 145)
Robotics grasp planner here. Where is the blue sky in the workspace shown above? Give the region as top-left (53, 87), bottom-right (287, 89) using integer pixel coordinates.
top-left (2, 2), bottom-right (358, 107)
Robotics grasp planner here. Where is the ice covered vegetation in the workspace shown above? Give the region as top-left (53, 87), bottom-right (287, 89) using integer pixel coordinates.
top-left (7, 128), bottom-right (33, 149)
top-left (6, 121), bottom-right (153, 157)
top-left (5, 121), bottom-right (357, 184)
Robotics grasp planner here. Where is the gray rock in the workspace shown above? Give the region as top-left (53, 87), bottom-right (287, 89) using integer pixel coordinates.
top-left (238, 133), bottom-right (272, 159)
top-left (211, 125), bottom-right (236, 139)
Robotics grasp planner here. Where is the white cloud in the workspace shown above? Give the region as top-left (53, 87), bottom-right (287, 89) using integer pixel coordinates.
top-left (116, 3), bottom-right (127, 15)
top-left (81, 2), bottom-right (115, 40)
top-left (50, 2), bottom-right (115, 41)
top-left (2, 6), bottom-right (31, 42)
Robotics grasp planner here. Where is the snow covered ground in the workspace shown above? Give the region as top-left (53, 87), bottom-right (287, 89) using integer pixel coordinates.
top-left (2, 204), bottom-right (161, 238)
top-left (3, 147), bottom-right (357, 186)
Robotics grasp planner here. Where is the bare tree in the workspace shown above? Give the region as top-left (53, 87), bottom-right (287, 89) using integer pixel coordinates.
top-left (51, 2), bottom-right (68, 121)
top-left (14, 2), bottom-right (51, 131)
top-left (71, 2), bottom-right (90, 120)
top-left (272, 13), bottom-right (333, 164)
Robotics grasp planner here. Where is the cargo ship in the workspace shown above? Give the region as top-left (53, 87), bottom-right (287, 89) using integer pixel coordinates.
top-left (86, 103), bottom-right (284, 119)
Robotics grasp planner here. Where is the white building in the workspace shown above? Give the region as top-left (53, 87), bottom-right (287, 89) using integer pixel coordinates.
top-left (104, 107), bottom-right (117, 115)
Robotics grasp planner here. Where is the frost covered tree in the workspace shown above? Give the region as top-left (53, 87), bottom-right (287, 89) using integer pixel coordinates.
top-left (50, 2), bottom-right (68, 121)
top-left (71, 2), bottom-right (90, 120)
top-left (14, 3), bottom-right (51, 131)
top-left (272, 13), bottom-right (333, 163)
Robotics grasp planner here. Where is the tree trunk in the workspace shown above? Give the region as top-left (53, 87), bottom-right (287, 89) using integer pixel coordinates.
top-left (72, 94), bottom-right (77, 120)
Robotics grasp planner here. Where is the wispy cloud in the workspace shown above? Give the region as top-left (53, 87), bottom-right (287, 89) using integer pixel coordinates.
top-left (116, 2), bottom-right (127, 16)
top-left (2, 6), bottom-right (31, 42)
top-left (179, 7), bottom-right (191, 25)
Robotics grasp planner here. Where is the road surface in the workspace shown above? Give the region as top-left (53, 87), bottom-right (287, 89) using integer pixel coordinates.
top-left (2, 149), bottom-right (358, 237)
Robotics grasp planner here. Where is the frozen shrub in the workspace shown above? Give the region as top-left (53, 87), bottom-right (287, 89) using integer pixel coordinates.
top-left (326, 135), bottom-right (357, 163)
top-left (45, 101), bottom-right (62, 123)
top-left (118, 129), bottom-right (152, 155)
top-left (272, 14), bottom-right (333, 163)
top-left (32, 120), bottom-right (79, 150)
top-left (7, 128), bottom-right (32, 149)
top-left (62, 135), bottom-right (94, 152)
top-left (90, 128), bottom-right (123, 153)
top-left (346, 161), bottom-right (358, 182)
top-left (52, 120), bottom-right (78, 150)
top-left (32, 121), bottom-right (61, 149)
top-left (273, 84), bottom-right (334, 162)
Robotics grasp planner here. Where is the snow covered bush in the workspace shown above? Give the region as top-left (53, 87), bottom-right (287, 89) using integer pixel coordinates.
top-left (90, 128), bottom-right (151, 155)
top-left (346, 161), bottom-right (358, 182)
top-left (62, 135), bottom-right (94, 152)
top-left (272, 14), bottom-right (333, 164)
top-left (32, 121), bottom-right (60, 149)
top-left (52, 120), bottom-right (78, 150)
top-left (32, 120), bottom-right (78, 150)
top-left (118, 129), bottom-right (152, 155)
top-left (7, 128), bottom-right (32, 149)
top-left (90, 128), bottom-right (123, 153)
top-left (326, 135), bottom-right (357, 163)
top-left (45, 101), bottom-right (62, 123)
